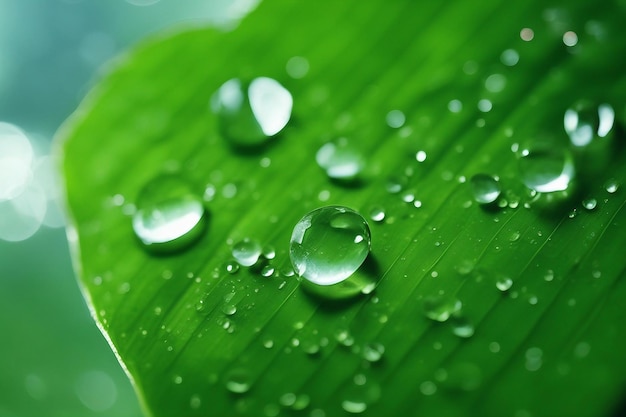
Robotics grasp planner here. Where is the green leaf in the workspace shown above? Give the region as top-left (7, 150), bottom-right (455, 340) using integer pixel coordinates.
top-left (58, 0), bottom-right (626, 416)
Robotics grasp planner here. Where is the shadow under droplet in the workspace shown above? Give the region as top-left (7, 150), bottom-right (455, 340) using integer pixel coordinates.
top-left (299, 254), bottom-right (382, 310)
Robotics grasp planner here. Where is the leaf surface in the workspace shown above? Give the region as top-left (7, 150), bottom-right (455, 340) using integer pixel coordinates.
top-left (60, 0), bottom-right (626, 416)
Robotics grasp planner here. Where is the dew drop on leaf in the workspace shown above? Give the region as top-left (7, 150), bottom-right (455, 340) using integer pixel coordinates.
top-left (564, 101), bottom-right (614, 147)
top-left (368, 206), bottom-right (386, 223)
top-left (495, 276), bottom-right (513, 291)
top-left (582, 198), bottom-right (597, 210)
top-left (518, 147), bottom-right (574, 193)
top-left (470, 174), bottom-right (501, 204)
top-left (211, 77), bottom-right (293, 147)
top-left (451, 317), bottom-right (475, 338)
top-left (290, 206), bottom-right (374, 298)
top-left (362, 343), bottom-right (385, 362)
top-left (225, 369), bottom-right (252, 394)
top-left (604, 178), bottom-right (619, 193)
top-left (132, 175), bottom-right (207, 252)
top-left (315, 138), bottom-right (365, 182)
top-left (385, 110), bottom-right (406, 128)
top-left (423, 296), bottom-right (462, 322)
top-left (232, 238), bottom-right (262, 267)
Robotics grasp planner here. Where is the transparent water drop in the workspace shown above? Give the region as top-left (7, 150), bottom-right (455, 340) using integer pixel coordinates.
top-left (415, 150), bottom-right (427, 163)
top-left (189, 394), bottom-right (201, 409)
top-left (262, 245), bottom-right (276, 260)
top-left (582, 198), bottom-right (597, 210)
top-left (448, 99), bottom-right (463, 113)
top-left (470, 174), bottom-right (501, 204)
top-left (544, 269), bottom-right (555, 282)
top-left (261, 265), bottom-right (275, 277)
top-left (451, 317), bottom-right (475, 338)
top-left (132, 175), bottom-right (207, 252)
top-left (385, 175), bottom-right (408, 194)
top-left (564, 101), bottom-right (614, 147)
top-left (369, 206), bottom-right (385, 223)
top-left (423, 296), bottom-right (462, 322)
top-left (232, 238), bottom-right (262, 267)
top-left (335, 329), bottom-right (355, 347)
top-left (386, 110), bottom-right (406, 128)
top-left (519, 147), bottom-right (574, 193)
top-left (316, 138), bottom-right (365, 182)
top-left (285, 56), bottom-right (309, 79)
top-left (225, 369), bottom-right (252, 394)
top-left (362, 343), bottom-right (385, 362)
top-left (340, 377), bottom-right (381, 414)
top-left (420, 381), bottom-right (437, 396)
top-left (290, 206), bottom-right (374, 298)
top-left (500, 49), bottom-right (519, 66)
top-left (495, 276), bottom-right (513, 291)
top-left (485, 74), bottom-right (507, 93)
top-left (222, 260), bottom-right (240, 274)
top-left (211, 77), bottom-right (293, 147)
top-left (604, 178), bottom-right (619, 194)
top-left (221, 304), bottom-right (237, 316)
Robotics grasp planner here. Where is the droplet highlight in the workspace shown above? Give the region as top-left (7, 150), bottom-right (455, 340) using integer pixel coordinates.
top-left (211, 77), bottom-right (292, 147)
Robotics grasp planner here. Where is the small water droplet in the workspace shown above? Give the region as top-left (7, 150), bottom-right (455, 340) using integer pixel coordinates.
top-left (335, 329), bottom-right (355, 347)
top-left (423, 296), bottom-right (462, 322)
top-left (564, 101), bottom-right (614, 147)
top-left (368, 206), bottom-right (385, 223)
top-left (582, 198), bottom-right (597, 210)
top-left (340, 376), bottom-right (380, 414)
top-left (362, 343), bottom-right (385, 362)
top-left (173, 375), bottom-right (183, 384)
top-left (544, 269), bottom-right (555, 282)
top-left (500, 49), bottom-right (519, 66)
top-left (470, 174), bottom-right (501, 204)
top-left (190, 394), bottom-right (201, 409)
top-left (525, 347), bottom-right (543, 371)
top-left (290, 206), bottom-right (374, 298)
top-left (519, 146), bottom-right (574, 193)
top-left (225, 369), bottom-right (252, 394)
top-left (562, 30), bottom-right (578, 47)
top-left (222, 260), bottom-right (240, 274)
top-left (485, 74), bottom-right (507, 93)
top-left (604, 178), bottom-right (619, 194)
top-left (132, 175), bottom-right (207, 252)
top-left (286, 56), bottom-right (309, 79)
top-left (495, 276), bottom-right (513, 292)
top-left (261, 265), bottom-right (275, 277)
top-left (232, 238), bottom-right (262, 267)
top-left (263, 339), bottom-right (274, 349)
top-left (386, 110), bottom-right (406, 128)
top-left (451, 317), bottom-right (475, 338)
top-left (316, 138), bottom-right (365, 182)
top-left (419, 381), bottom-right (437, 396)
top-left (211, 77), bottom-right (293, 147)
top-left (415, 150), bottom-right (427, 163)
top-left (221, 304), bottom-right (237, 316)
top-left (448, 99), bottom-right (463, 113)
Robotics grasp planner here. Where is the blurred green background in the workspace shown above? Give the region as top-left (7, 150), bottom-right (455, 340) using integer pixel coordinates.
top-left (0, 1), bottom-right (254, 415)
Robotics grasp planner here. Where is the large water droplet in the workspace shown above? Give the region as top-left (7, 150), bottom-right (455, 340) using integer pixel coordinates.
top-left (470, 174), bottom-right (501, 204)
top-left (564, 101), bottom-right (615, 147)
top-left (289, 206), bottom-right (374, 298)
top-left (211, 77), bottom-right (292, 147)
top-left (362, 343), bottom-right (385, 362)
top-left (519, 147), bottom-right (574, 193)
top-left (316, 138), bottom-right (365, 182)
top-left (232, 238), bottom-right (262, 267)
top-left (132, 175), bottom-right (207, 252)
